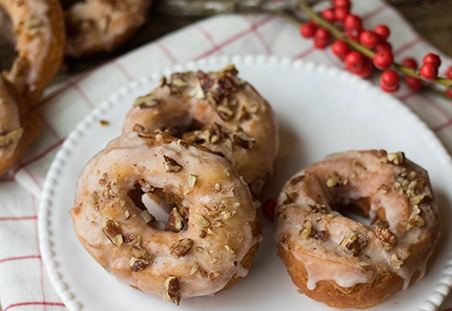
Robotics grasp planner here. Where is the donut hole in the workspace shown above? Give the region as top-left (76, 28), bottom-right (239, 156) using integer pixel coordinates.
top-left (128, 186), bottom-right (189, 232)
top-left (332, 197), bottom-right (373, 227)
top-left (0, 7), bottom-right (16, 72)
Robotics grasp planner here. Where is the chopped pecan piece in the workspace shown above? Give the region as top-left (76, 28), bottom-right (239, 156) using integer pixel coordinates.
top-left (170, 238), bottom-right (194, 258)
top-left (102, 219), bottom-right (123, 247)
top-left (375, 226), bottom-right (396, 251)
top-left (339, 230), bottom-right (367, 256)
top-left (163, 155), bottom-right (183, 173)
top-left (163, 276), bottom-right (180, 305)
top-left (166, 208), bottom-right (185, 232)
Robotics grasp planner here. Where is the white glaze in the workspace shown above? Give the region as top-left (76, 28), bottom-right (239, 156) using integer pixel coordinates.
top-left (275, 150), bottom-right (440, 295)
top-left (70, 132), bottom-right (261, 301)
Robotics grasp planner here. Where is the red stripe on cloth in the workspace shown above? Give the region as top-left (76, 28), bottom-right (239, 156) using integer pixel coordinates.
top-left (112, 60), bottom-right (134, 82)
top-left (0, 216), bottom-right (37, 221)
top-left (156, 41), bottom-right (178, 64)
top-left (361, 3), bottom-right (388, 20)
top-left (433, 119), bottom-right (452, 133)
top-left (393, 37), bottom-right (423, 57)
top-left (0, 255), bottom-right (41, 264)
top-left (196, 25), bottom-right (224, 56)
top-left (293, 46), bottom-right (316, 59)
top-left (3, 301), bottom-right (66, 310)
top-left (243, 16), bottom-right (273, 54)
top-left (194, 15), bottom-right (277, 60)
top-left (12, 139), bottom-right (65, 179)
top-left (38, 71), bottom-right (95, 110)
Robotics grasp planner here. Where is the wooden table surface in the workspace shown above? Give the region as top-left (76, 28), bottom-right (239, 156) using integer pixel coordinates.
top-left (1, 0), bottom-right (452, 79)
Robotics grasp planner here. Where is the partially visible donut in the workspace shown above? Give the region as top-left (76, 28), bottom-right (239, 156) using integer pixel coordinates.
top-left (274, 150), bottom-right (440, 308)
top-left (64, 0), bottom-right (152, 58)
top-left (1, 0), bottom-right (65, 106)
top-left (0, 0), bottom-right (65, 175)
top-left (70, 132), bottom-right (262, 304)
top-left (123, 65), bottom-right (279, 197)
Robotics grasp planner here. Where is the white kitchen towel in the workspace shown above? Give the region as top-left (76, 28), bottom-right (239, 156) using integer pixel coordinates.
top-left (1, 1), bottom-right (452, 310)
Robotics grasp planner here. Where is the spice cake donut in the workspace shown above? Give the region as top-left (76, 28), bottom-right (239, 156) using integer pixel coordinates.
top-left (123, 64), bottom-right (279, 197)
top-left (0, 0), bottom-right (65, 175)
top-left (70, 132), bottom-right (262, 304)
top-left (64, 0), bottom-right (152, 58)
top-left (274, 150), bottom-right (440, 308)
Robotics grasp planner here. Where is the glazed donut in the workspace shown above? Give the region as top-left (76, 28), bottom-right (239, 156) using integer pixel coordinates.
top-left (0, 0), bottom-right (65, 175)
top-left (274, 150), bottom-right (440, 308)
top-left (64, 0), bottom-right (152, 58)
top-left (70, 132), bottom-right (262, 304)
top-left (123, 65), bottom-right (279, 197)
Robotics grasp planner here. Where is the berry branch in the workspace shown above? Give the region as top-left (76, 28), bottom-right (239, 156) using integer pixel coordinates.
top-left (293, 0), bottom-right (452, 98)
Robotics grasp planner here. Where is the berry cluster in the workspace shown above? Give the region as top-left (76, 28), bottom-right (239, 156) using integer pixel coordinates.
top-left (298, 0), bottom-right (452, 99)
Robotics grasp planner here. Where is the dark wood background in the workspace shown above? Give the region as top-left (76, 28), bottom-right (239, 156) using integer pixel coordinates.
top-left (1, 0), bottom-right (452, 79)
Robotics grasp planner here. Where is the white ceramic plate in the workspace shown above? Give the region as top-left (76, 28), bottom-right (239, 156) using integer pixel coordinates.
top-left (38, 55), bottom-right (452, 311)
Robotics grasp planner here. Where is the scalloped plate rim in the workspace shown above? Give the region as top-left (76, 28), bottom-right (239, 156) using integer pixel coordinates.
top-left (38, 54), bottom-right (452, 311)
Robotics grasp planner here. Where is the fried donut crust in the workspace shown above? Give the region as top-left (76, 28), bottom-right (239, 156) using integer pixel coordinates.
top-left (274, 150), bottom-right (440, 308)
top-left (0, 0), bottom-right (64, 175)
top-left (1, 0), bottom-right (65, 106)
top-left (0, 77), bottom-right (40, 175)
top-left (123, 65), bottom-right (279, 197)
top-left (65, 0), bottom-right (152, 58)
top-left (70, 132), bottom-right (262, 303)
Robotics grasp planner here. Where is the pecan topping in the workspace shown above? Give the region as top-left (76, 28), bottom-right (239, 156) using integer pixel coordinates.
top-left (195, 214), bottom-right (211, 228)
top-left (390, 254), bottom-right (404, 269)
top-left (326, 171), bottom-right (342, 187)
top-left (141, 210), bottom-right (155, 223)
top-left (232, 131), bottom-right (255, 149)
top-left (299, 220), bottom-right (313, 239)
top-left (339, 230), bottom-right (367, 256)
top-left (163, 276), bottom-right (180, 305)
top-left (102, 219), bottom-right (123, 247)
top-left (408, 205), bottom-right (425, 227)
top-left (163, 155), bottom-right (183, 173)
top-left (129, 256), bottom-right (151, 272)
top-left (375, 226), bottom-right (396, 250)
top-left (0, 128), bottom-right (23, 147)
top-left (386, 151), bottom-right (405, 165)
top-left (166, 208), bottom-right (185, 232)
top-left (133, 94), bottom-right (160, 108)
top-left (313, 230), bottom-right (328, 240)
top-left (170, 238), bottom-right (194, 258)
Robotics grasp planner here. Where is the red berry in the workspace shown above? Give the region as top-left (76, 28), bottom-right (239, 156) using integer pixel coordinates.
top-left (333, 0), bottom-right (351, 10)
top-left (345, 51), bottom-right (366, 72)
top-left (321, 8), bottom-right (336, 23)
top-left (405, 76), bottom-right (423, 91)
top-left (446, 88), bottom-right (452, 99)
top-left (334, 7), bottom-right (349, 22)
top-left (380, 70), bottom-right (400, 93)
top-left (445, 65), bottom-right (452, 79)
top-left (300, 22), bottom-right (317, 38)
top-left (359, 30), bottom-right (379, 49)
top-left (344, 14), bottom-right (362, 30)
top-left (401, 57), bottom-right (418, 69)
top-left (422, 53), bottom-right (441, 67)
top-left (420, 62), bottom-right (438, 80)
top-left (374, 24), bottom-right (390, 40)
top-left (375, 41), bottom-right (392, 53)
top-left (314, 28), bottom-right (331, 49)
top-left (262, 198), bottom-right (277, 221)
top-left (354, 57), bottom-right (374, 78)
top-left (346, 28), bottom-right (362, 42)
top-left (331, 40), bottom-right (351, 60)
top-left (373, 49), bottom-right (393, 70)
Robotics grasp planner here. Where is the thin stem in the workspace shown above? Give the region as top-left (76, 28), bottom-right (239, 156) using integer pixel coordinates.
top-left (297, 1), bottom-right (452, 89)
